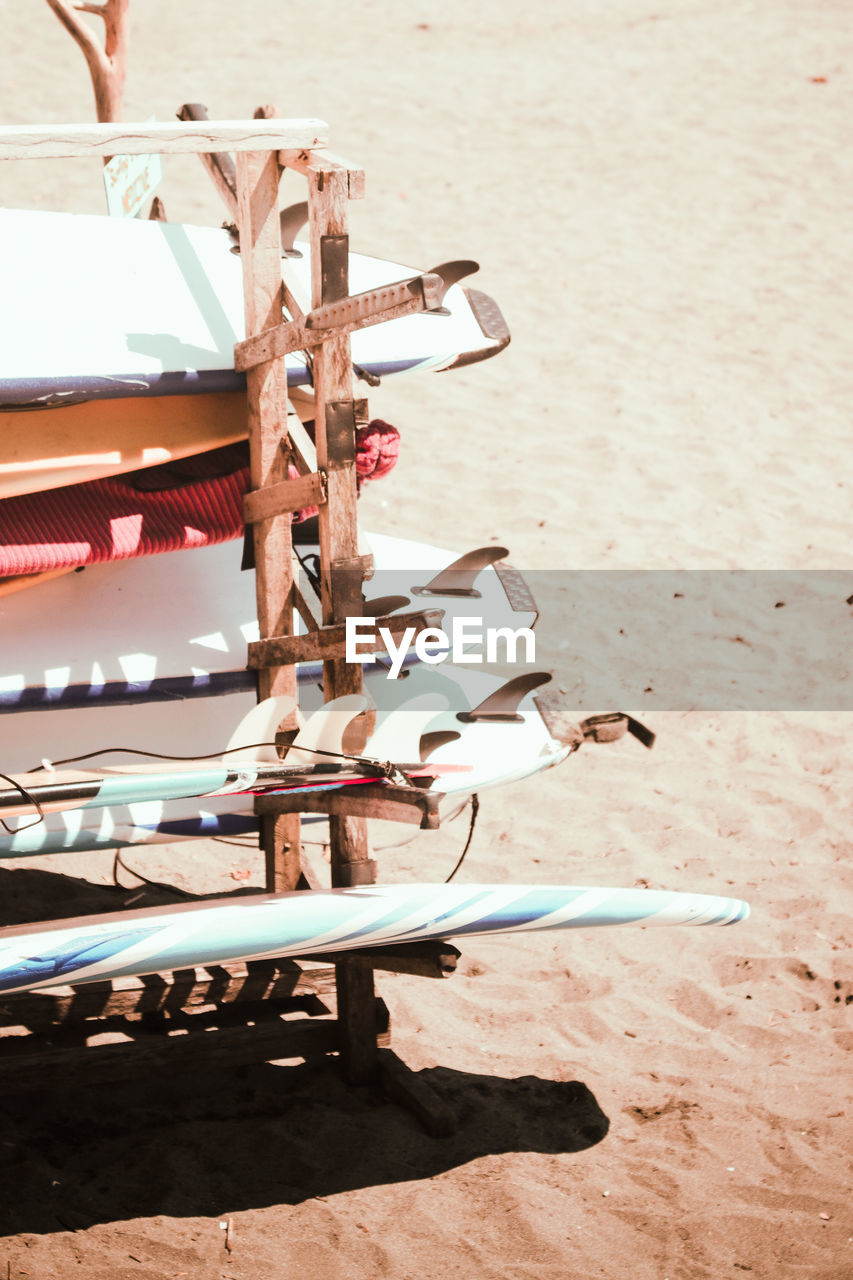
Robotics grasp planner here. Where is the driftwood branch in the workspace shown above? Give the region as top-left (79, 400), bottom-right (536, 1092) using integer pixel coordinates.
top-left (46, 0), bottom-right (129, 122)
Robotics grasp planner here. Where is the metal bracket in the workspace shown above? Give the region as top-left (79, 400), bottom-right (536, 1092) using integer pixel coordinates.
top-left (320, 234), bottom-right (349, 303)
top-left (325, 399), bottom-right (359, 466)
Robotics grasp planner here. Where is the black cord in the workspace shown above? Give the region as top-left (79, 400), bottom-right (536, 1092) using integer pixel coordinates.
top-left (111, 849), bottom-right (203, 901)
top-left (0, 770), bottom-right (45, 832)
top-left (28, 739), bottom-right (393, 773)
top-left (444, 793), bottom-right (480, 883)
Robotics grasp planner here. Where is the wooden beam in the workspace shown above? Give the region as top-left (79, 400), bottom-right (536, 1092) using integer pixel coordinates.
top-left (378, 1049), bottom-right (458, 1136)
top-left (246, 606), bottom-right (444, 668)
top-left (308, 942), bottom-right (460, 979)
top-left (255, 781), bottom-right (443, 830)
top-left (0, 118), bottom-right (328, 162)
top-left (177, 102), bottom-right (238, 215)
top-left (242, 470), bottom-right (326, 524)
top-left (235, 142), bottom-right (302, 893)
top-left (282, 148), bottom-right (365, 200)
top-left (234, 273), bottom-right (445, 371)
top-left (0, 961), bottom-right (338, 1030)
top-left (0, 1018), bottom-right (343, 1091)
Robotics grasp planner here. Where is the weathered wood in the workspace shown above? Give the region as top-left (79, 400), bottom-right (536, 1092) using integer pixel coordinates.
top-left (235, 143), bottom-right (301, 893)
top-left (234, 274), bottom-right (445, 372)
top-left (336, 961), bottom-right (378, 1084)
top-left (308, 941), bottom-right (460, 980)
top-left (0, 960), bottom-right (338, 1030)
top-left (283, 406), bottom-right (318, 474)
top-left (282, 148), bottom-right (365, 200)
top-left (0, 1017), bottom-right (340, 1092)
top-left (378, 1048), bottom-right (458, 1136)
top-left (247, 606), bottom-right (444, 668)
top-left (0, 119), bottom-right (328, 162)
top-left (254, 782), bottom-right (443, 830)
top-left (242, 470), bottom-right (326, 524)
top-left (177, 102), bottom-right (238, 214)
top-left (304, 160), bottom-right (378, 1070)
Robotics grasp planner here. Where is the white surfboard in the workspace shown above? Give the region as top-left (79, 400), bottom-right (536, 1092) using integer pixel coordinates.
top-left (0, 209), bottom-right (509, 409)
top-left (0, 530), bottom-right (537, 770)
top-left (0, 883), bottom-right (750, 996)
top-left (0, 664), bottom-right (570, 856)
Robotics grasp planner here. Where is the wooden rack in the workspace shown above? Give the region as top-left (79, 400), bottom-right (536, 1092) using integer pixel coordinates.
top-left (0, 114), bottom-right (462, 1132)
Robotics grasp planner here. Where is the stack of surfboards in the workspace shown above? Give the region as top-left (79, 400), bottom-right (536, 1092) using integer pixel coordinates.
top-left (0, 205), bottom-right (750, 991)
top-left (0, 208), bottom-right (509, 498)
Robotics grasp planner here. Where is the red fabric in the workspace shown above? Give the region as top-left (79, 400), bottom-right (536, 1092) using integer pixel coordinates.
top-left (0, 465), bottom-right (249, 576)
top-left (0, 421), bottom-right (401, 577)
top-left (357, 420), bottom-right (401, 481)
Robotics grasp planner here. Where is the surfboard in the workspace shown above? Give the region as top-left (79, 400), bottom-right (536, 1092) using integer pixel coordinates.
top-left (0, 385), bottom-right (312, 501)
top-left (0, 883), bottom-right (750, 996)
top-left (0, 665), bottom-right (570, 857)
top-left (0, 530), bottom-right (535, 736)
top-left (0, 690), bottom-right (471, 823)
top-left (0, 208), bottom-right (510, 409)
top-left (0, 390), bottom-right (248, 500)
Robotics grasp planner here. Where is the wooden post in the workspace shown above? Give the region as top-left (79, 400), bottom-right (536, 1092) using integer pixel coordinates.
top-left (306, 157), bottom-right (378, 1082)
top-left (234, 145), bottom-right (302, 893)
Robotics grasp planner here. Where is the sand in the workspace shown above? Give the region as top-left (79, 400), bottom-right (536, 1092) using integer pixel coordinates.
top-left (0, 1), bottom-right (851, 1276)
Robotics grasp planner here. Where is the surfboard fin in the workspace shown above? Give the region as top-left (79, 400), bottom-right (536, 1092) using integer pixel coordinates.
top-left (419, 729), bottom-right (462, 761)
top-left (364, 693), bottom-right (451, 763)
top-left (458, 672), bottom-right (552, 724)
top-left (426, 260), bottom-right (480, 314)
top-left (225, 695), bottom-right (298, 762)
top-left (280, 201), bottom-right (308, 258)
top-left (410, 546), bottom-right (509, 599)
top-left (362, 595), bottom-right (412, 616)
top-left (284, 694), bottom-right (371, 766)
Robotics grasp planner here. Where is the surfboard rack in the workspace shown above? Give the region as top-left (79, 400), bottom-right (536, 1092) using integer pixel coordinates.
top-left (0, 107), bottom-right (514, 1136)
top-left (192, 106), bottom-right (464, 1129)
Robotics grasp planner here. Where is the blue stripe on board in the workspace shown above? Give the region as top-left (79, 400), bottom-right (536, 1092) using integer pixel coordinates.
top-left (98, 895), bottom-right (391, 979)
top-left (395, 887), bottom-right (599, 938)
top-left (2, 669), bottom-right (268, 712)
top-left (281, 890), bottom-right (495, 952)
top-left (0, 927), bottom-right (156, 992)
top-left (0, 357), bottom-right (429, 408)
top-left (0, 651), bottom-right (421, 713)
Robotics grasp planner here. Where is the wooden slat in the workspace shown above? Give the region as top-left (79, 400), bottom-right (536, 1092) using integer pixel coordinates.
top-left (247, 605), bottom-right (444, 669)
top-left (255, 781), bottom-right (443, 829)
top-left (177, 102), bottom-right (238, 215)
top-left (308, 942), bottom-right (460, 979)
top-left (0, 118), bottom-right (328, 161)
top-left (0, 1019), bottom-right (341, 1091)
top-left (283, 407), bottom-right (318, 475)
top-left (235, 144), bottom-right (302, 893)
top-left (0, 961), bottom-right (338, 1029)
top-left (281, 147), bottom-right (365, 199)
top-left (305, 159), bottom-right (379, 1080)
top-left (378, 1048), bottom-right (458, 1136)
top-left (243, 470), bottom-right (326, 524)
top-left (235, 274), bottom-right (443, 371)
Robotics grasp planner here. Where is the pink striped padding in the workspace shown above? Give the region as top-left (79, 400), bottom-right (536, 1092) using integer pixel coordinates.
top-left (0, 465), bottom-right (249, 575)
top-left (0, 422), bottom-right (401, 576)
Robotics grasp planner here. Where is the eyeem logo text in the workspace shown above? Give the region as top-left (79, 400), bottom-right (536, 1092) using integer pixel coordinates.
top-left (346, 616), bottom-right (536, 679)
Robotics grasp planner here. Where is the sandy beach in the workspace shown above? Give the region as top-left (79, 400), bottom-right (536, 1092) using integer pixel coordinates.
top-left (0, 1), bottom-right (851, 1276)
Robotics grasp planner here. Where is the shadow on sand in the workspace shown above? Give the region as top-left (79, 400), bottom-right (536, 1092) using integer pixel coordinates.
top-left (0, 867), bottom-right (610, 1236)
